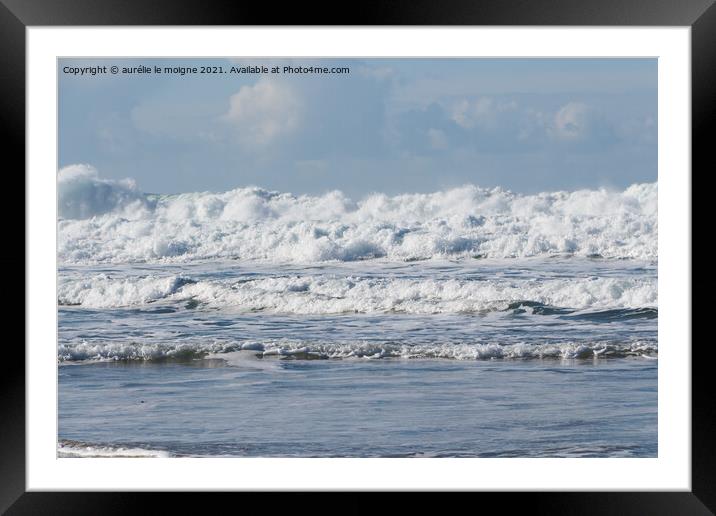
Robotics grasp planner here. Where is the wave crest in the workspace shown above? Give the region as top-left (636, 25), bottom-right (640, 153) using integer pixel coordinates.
top-left (58, 167), bottom-right (657, 263)
top-left (58, 273), bottom-right (657, 313)
top-left (58, 339), bottom-right (658, 363)
top-left (58, 164), bottom-right (151, 219)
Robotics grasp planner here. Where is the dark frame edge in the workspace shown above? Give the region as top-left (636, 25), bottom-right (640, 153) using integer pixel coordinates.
top-left (0, 0), bottom-right (26, 515)
top-left (5, 0), bottom-right (712, 513)
top-left (0, 0), bottom-right (714, 25)
top-left (691, 1), bottom-right (716, 512)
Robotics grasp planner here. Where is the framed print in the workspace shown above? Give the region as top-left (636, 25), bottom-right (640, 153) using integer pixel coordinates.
top-left (4, 0), bottom-right (712, 512)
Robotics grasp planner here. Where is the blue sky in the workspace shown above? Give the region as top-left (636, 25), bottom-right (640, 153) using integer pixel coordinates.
top-left (59, 58), bottom-right (657, 197)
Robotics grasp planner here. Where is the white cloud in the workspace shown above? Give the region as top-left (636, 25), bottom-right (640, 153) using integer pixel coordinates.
top-left (450, 97), bottom-right (517, 129)
top-left (223, 79), bottom-right (302, 147)
top-left (551, 102), bottom-right (591, 141)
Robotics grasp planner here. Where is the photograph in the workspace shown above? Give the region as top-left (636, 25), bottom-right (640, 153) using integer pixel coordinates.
top-left (56, 56), bottom-right (659, 459)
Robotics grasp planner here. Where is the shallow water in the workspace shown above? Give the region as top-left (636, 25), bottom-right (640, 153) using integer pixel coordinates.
top-left (58, 257), bottom-right (657, 457)
top-left (59, 355), bottom-right (656, 458)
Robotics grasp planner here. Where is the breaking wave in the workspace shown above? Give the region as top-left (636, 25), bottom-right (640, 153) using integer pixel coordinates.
top-left (58, 273), bottom-right (657, 313)
top-left (58, 338), bottom-right (658, 363)
top-left (57, 166), bottom-right (657, 264)
top-left (58, 164), bottom-right (151, 220)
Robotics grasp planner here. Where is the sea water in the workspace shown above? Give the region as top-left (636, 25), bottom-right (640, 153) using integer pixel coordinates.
top-left (57, 167), bottom-right (657, 457)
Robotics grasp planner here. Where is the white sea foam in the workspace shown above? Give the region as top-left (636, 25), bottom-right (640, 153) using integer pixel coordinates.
top-left (57, 274), bottom-right (194, 308)
top-left (57, 166), bottom-right (657, 264)
top-left (58, 164), bottom-right (151, 220)
top-left (58, 440), bottom-right (170, 458)
top-left (58, 273), bottom-right (656, 313)
top-left (58, 340), bottom-right (241, 362)
top-left (58, 338), bottom-right (657, 363)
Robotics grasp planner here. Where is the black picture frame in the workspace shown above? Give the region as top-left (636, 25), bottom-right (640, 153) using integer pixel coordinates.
top-left (3, 0), bottom-right (710, 513)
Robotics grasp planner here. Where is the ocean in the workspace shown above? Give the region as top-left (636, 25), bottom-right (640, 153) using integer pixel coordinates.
top-left (57, 167), bottom-right (657, 458)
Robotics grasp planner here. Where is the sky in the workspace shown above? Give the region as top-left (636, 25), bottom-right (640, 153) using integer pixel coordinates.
top-left (59, 58), bottom-right (657, 198)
